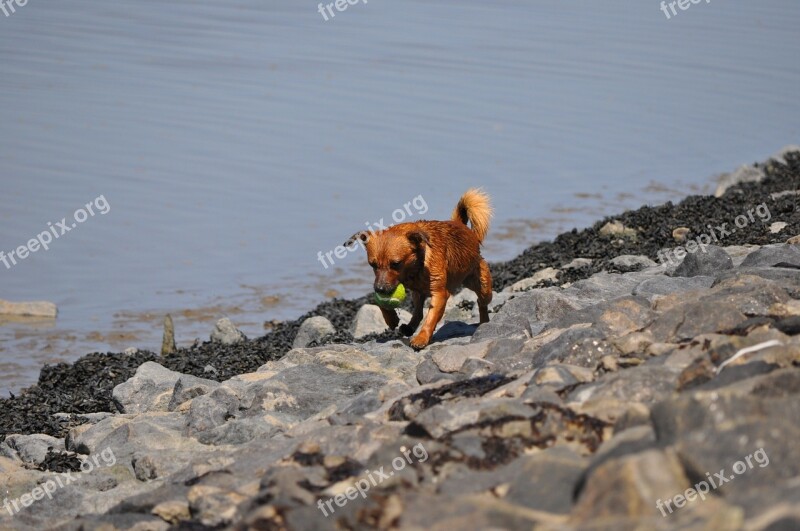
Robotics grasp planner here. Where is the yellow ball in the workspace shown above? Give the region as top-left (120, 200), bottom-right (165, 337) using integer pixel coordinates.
top-left (373, 284), bottom-right (406, 308)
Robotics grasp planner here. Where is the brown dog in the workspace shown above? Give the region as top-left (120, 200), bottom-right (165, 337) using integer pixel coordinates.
top-left (345, 189), bottom-right (493, 350)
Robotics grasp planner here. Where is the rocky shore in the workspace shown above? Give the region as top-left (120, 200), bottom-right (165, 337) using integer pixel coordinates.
top-left (1, 150), bottom-right (799, 530)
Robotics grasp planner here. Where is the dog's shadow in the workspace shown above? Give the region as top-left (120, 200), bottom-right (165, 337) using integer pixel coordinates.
top-left (372, 321), bottom-right (478, 347)
top-left (431, 321), bottom-right (478, 341)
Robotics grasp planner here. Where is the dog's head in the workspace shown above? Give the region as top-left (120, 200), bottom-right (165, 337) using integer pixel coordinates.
top-left (344, 227), bottom-right (428, 295)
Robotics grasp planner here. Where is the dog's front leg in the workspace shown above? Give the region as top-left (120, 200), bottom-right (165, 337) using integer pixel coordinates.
top-left (379, 306), bottom-right (400, 330)
top-left (409, 290), bottom-right (447, 350)
top-left (400, 291), bottom-right (426, 336)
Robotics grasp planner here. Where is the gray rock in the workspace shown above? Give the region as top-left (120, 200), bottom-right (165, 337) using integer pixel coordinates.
top-left (431, 341), bottom-right (493, 373)
top-left (395, 491), bottom-right (548, 530)
top-left (482, 287), bottom-right (588, 337)
top-left (411, 397), bottom-right (535, 439)
top-left (131, 450), bottom-right (191, 481)
top-left (651, 388), bottom-right (800, 518)
top-left (168, 375), bottom-right (220, 411)
top-left (548, 296), bottom-right (653, 337)
top-left (651, 300), bottom-right (746, 342)
top-left (351, 303), bottom-right (389, 338)
top-left (0, 299), bottom-right (57, 318)
top-left (530, 365), bottom-right (582, 391)
top-left (483, 337), bottom-right (526, 363)
top-left (598, 220), bottom-right (637, 239)
top-left (351, 304), bottom-right (412, 339)
top-left (292, 316), bottom-right (336, 348)
top-left (573, 448), bottom-right (740, 528)
top-left (722, 244), bottom-right (761, 266)
top-left (239, 364), bottom-right (389, 426)
top-left (504, 267), bottom-right (559, 292)
top-left (565, 272), bottom-right (643, 302)
top-left (328, 389), bottom-right (383, 425)
top-left (770, 221), bottom-right (788, 234)
top-left (186, 387), bottom-right (240, 437)
top-left (740, 243), bottom-right (800, 268)
top-left (255, 343), bottom-right (418, 386)
top-left (521, 385), bottom-right (563, 405)
top-left (459, 358), bottom-right (495, 378)
top-left (485, 291), bottom-right (511, 314)
top-left (49, 514), bottom-right (171, 531)
top-left (210, 317), bottom-right (246, 344)
top-left (714, 266), bottom-right (800, 288)
top-left (68, 411), bottom-right (190, 457)
top-left (0, 434), bottom-right (64, 466)
top-left (563, 258), bottom-right (593, 271)
top-left (568, 365), bottom-right (680, 407)
top-left (705, 276), bottom-right (791, 317)
top-left (672, 227), bottom-right (690, 243)
top-left (558, 337), bottom-right (622, 370)
top-left (671, 245), bottom-right (733, 277)
top-left (113, 362), bottom-right (193, 414)
top-left (632, 275), bottom-right (714, 300)
top-left (505, 447), bottom-right (587, 513)
top-left (416, 358), bottom-right (458, 385)
top-left (609, 255), bottom-right (656, 272)
top-left (471, 312), bottom-right (534, 342)
top-left (161, 314), bottom-right (176, 356)
top-left (444, 289), bottom-right (477, 322)
top-left (194, 418), bottom-right (278, 446)
top-left (445, 290), bottom-right (511, 323)
top-left (523, 326), bottom-right (606, 369)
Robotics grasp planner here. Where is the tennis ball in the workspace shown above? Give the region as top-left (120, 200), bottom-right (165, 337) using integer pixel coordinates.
top-left (373, 284), bottom-right (406, 308)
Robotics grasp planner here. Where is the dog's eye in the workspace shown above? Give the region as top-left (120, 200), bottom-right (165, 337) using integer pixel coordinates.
top-left (369, 262), bottom-right (377, 269)
top-left (390, 261), bottom-right (402, 270)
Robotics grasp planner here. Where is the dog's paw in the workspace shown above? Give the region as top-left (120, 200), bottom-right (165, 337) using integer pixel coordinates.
top-left (399, 324), bottom-right (416, 336)
top-left (409, 334), bottom-right (430, 351)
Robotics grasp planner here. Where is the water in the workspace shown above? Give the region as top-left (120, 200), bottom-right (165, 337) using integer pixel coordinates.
top-left (1, 0), bottom-right (798, 396)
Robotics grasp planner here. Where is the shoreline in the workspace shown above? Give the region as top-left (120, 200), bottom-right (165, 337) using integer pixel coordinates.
top-left (0, 149), bottom-right (799, 529)
top-left (2, 149), bottom-right (798, 441)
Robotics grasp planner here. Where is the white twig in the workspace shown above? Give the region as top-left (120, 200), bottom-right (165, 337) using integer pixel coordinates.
top-left (716, 340), bottom-right (784, 374)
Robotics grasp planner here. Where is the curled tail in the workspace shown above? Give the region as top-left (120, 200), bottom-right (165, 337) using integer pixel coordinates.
top-left (451, 188), bottom-right (492, 243)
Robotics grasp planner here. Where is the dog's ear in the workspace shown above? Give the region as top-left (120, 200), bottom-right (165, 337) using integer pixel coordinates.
top-left (344, 231), bottom-right (370, 248)
top-left (407, 231), bottom-right (430, 248)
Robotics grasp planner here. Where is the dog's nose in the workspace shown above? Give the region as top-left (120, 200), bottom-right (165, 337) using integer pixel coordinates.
top-left (374, 284), bottom-right (395, 296)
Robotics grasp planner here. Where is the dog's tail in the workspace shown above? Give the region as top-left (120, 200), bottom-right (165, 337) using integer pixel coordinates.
top-left (451, 188), bottom-right (492, 243)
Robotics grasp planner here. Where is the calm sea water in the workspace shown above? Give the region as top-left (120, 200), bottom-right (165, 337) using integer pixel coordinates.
top-left (1, 0), bottom-right (798, 395)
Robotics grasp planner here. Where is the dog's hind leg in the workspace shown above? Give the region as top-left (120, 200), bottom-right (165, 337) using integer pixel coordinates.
top-left (464, 259), bottom-right (493, 324)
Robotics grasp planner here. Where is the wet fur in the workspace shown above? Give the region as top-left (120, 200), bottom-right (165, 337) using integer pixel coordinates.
top-left (345, 189), bottom-right (493, 350)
